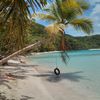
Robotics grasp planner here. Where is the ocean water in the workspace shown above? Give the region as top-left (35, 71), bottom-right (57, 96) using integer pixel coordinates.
top-left (28, 50), bottom-right (100, 97)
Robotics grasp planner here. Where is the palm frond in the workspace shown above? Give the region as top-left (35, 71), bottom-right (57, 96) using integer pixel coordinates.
top-left (71, 18), bottom-right (93, 34)
top-left (33, 13), bottom-right (57, 22)
top-left (55, 0), bottom-right (90, 22)
top-left (0, 0), bottom-right (49, 26)
top-left (55, 0), bottom-right (63, 20)
top-left (62, 0), bottom-right (79, 7)
top-left (62, 0), bottom-right (83, 15)
top-left (61, 8), bottom-right (77, 22)
top-left (51, 3), bottom-right (61, 22)
top-left (0, 0), bottom-right (50, 51)
top-left (45, 23), bottom-right (65, 35)
top-left (77, 0), bottom-right (90, 11)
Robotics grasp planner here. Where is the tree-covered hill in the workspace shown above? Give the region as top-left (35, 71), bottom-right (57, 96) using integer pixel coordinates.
top-left (0, 23), bottom-right (100, 55)
top-left (29, 23), bottom-right (100, 51)
top-left (64, 34), bottom-right (100, 50)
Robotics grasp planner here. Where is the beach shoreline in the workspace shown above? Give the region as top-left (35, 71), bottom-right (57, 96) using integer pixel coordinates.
top-left (0, 56), bottom-right (100, 100)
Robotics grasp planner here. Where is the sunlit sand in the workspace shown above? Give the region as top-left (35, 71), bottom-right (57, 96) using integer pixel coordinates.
top-left (0, 57), bottom-right (99, 100)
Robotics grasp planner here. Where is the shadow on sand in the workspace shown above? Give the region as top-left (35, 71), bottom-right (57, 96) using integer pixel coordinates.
top-left (0, 64), bottom-right (37, 80)
top-left (32, 71), bottom-right (88, 82)
top-left (0, 65), bottom-right (36, 100)
top-left (0, 65), bottom-right (30, 89)
top-left (0, 79), bottom-right (12, 89)
top-left (0, 92), bottom-right (34, 100)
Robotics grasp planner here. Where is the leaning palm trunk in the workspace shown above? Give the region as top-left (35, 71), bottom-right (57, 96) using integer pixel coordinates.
top-left (0, 41), bottom-right (41, 65)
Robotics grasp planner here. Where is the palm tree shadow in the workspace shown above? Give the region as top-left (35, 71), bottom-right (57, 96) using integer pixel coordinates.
top-left (21, 95), bottom-right (35, 100)
top-left (0, 79), bottom-right (12, 89)
top-left (0, 66), bottom-right (28, 89)
top-left (47, 71), bottom-right (85, 82)
top-left (32, 71), bottom-right (87, 82)
top-left (0, 93), bottom-right (35, 100)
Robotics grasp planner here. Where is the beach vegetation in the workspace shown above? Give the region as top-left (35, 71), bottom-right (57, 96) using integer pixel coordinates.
top-left (0, 0), bottom-right (94, 64)
top-left (34, 0), bottom-right (93, 51)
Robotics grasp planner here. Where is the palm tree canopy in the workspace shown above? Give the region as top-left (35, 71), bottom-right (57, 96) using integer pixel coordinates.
top-left (70, 18), bottom-right (93, 34)
top-left (0, 0), bottom-right (49, 50)
top-left (0, 0), bottom-right (94, 64)
top-left (34, 0), bottom-right (93, 35)
top-left (33, 0), bottom-right (93, 63)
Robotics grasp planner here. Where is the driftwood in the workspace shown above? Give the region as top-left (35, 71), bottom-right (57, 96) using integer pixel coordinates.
top-left (0, 41), bottom-right (41, 65)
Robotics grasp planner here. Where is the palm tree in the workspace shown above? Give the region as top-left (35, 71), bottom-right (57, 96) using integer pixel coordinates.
top-left (0, 0), bottom-right (93, 64)
top-left (0, 0), bottom-right (50, 65)
top-left (33, 0), bottom-right (93, 63)
top-left (0, 41), bottom-right (41, 65)
top-left (0, 0), bottom-right (49, 50)
top-left (33, 0), bottom-right (93, 49)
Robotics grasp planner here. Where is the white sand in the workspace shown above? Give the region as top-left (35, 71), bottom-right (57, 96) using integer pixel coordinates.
top-left (0, 59), bottom-right (100, 100)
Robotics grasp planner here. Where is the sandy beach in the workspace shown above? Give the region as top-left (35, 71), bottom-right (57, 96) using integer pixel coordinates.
top-left (0, 57), bottom-right (99, 100)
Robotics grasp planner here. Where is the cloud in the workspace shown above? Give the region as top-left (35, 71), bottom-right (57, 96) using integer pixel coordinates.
top-left (91, 4), bottom-right (100, 15)
top-left (89, 3), bottom-right (100, 34)
top-left (88, 0), bottom-right (100, 5)
top-left (97, 24), bottom-right (100, 27)
top-left (91, 4), bottom-right (100, 25)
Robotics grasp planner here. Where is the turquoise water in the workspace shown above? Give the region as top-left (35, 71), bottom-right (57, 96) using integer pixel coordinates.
top-left (28, 50), bottom-right (100, 97)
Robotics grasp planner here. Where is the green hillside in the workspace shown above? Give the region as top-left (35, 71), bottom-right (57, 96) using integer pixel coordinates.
top-left (64, 34), bottom-right (100, 50)
top-left (29, 23), bottom-right (100, 51)
top-left (0, 23), bottom-right (100, 55)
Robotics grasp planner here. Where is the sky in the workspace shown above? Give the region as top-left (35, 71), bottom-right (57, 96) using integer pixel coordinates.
top-left (35, 0), bottom-right (100, 37)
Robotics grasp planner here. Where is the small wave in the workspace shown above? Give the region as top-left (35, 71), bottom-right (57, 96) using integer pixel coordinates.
top-left (89, 49), bottom-right (100, 50)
